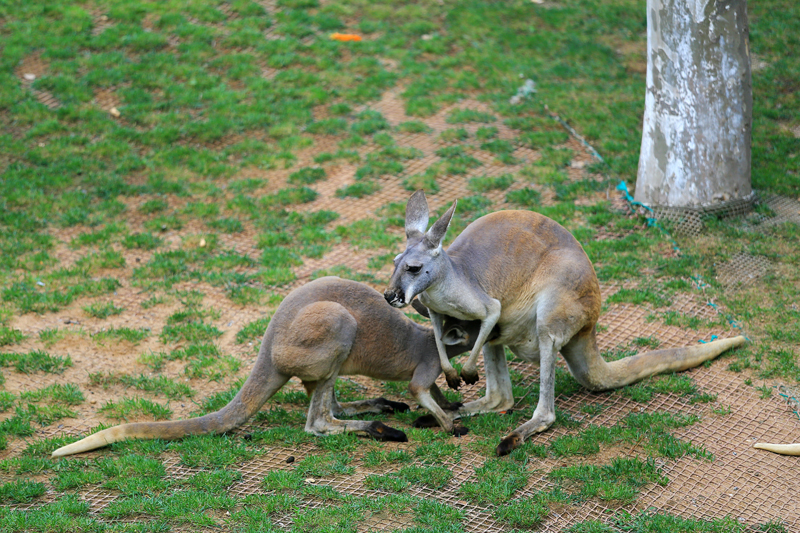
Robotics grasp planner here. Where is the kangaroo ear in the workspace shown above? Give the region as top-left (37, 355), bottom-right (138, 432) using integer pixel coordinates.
top-left (441, 325), bottom-right (468, 346)
top-left (411, 299), bottom-right (430, 318)
top-left (405, 190), bottom-right (430, 241)
top-left (424, 200), bottom-right (457, 249)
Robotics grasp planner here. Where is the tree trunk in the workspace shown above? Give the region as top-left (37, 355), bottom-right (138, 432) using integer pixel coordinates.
top-left (634, 0), bottom-right (752, 207)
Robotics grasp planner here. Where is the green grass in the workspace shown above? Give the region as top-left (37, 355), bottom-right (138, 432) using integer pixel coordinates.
top-left (235, 316), bottom-right (271, 344)
top-left (0, 350), bottom-right (72, 374)
top-left (365, 464), bottom-right (452, 492)
top-left (173, 434), bottom-right (257, 468)
top-left (99, 397), bottom-right (173, 422)
top-left (550, 456), bottom-right (668, 503)
top-left (0, 479), bottom-right (46, 503)
top-left (468, 173), bottom-right (514, 192)
top-left (90, 372), bottom-right (194, 400)
top-left (20, 383), bottom-right (84, 405)
top-left (82, 301), bottom-right (124, 319)
top-left (0, 326), bottom-right (25, 347)
top-left (93, 326), bottom-right (151, 344)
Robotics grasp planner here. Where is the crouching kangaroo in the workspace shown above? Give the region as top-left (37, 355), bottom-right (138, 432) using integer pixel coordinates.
top-left (384, 190), bottom-right (747, 456)
top-left (51, 276), bottom-right (479, 458)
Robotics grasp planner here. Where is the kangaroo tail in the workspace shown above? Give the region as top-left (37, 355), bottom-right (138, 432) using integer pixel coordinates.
top-left (565, 335), bottom-right (747, 391)
top-left (753, 442), bottom-right (800, 456)
top-left (52, 340), bottom-right (288, 458)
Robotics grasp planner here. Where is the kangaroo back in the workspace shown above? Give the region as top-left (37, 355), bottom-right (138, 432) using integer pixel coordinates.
top-left (445, 210), bottom-right (600, 315)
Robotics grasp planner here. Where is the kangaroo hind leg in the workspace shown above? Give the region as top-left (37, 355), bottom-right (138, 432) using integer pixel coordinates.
top-left (306, 375), bottom-right (408, 442)
top-left (497, 334), bottom-right (560, 456)
top-left (285, 301), bottom-right (406, 442)
top-left (332, 392), bottom-right (410, 416)
top-left (458, 344), bottom-right (514, 416)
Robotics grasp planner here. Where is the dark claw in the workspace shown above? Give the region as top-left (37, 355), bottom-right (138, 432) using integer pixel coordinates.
top-left (460, 368), bottom-right (480, 385)
top-left (445, 373), bottom-right (462, 390)
top-left (412, 414), bottom-right (439, 428)
top-left (366, 421), bottom-right (408, 442)
top-left (443, 401), bottom-right (463, 412)
top-left (376, 398), bottom-right (410, 413)
top-left (496, 433), bottom-right (523, 456)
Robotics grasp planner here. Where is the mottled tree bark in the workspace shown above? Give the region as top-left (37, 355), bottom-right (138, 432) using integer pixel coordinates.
top-left (635, 0), bottom-right (752, 207)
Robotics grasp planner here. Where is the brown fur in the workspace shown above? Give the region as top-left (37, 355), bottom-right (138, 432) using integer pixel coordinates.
top-left (52, 277), bottom-right (478, 457)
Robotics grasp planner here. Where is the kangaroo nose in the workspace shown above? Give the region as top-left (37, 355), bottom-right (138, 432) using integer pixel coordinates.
top-left (383, 290), bottom-right (396, 303)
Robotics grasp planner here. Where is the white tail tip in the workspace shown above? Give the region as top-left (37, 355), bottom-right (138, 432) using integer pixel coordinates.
top-left (753, 442), bottom-right (800, 456)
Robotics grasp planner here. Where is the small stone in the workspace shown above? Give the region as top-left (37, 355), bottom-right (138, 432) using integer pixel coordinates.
top-left (305, 478), bottom-right (316, 483)
top-left (23, 73), bottom-right (36, 81)
top-left (199, 238), bottom-right (206, 248)
top-left (286, 456), bottom-right (295, 464)
top-left (109, 107), bottom-right (121, 117)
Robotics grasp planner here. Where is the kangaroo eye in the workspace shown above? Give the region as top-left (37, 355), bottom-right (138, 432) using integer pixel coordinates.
top-left (406, 264), bottom-right (422, 274)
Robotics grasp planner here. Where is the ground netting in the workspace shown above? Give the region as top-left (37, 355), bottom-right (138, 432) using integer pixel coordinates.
top-left (4, 19), bottom-right (800, 531)
top-left (644, 191), bottom-right (800, 238)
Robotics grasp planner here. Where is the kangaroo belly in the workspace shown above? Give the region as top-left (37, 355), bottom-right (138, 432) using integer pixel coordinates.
top-left (508, 343), bottom-right (541, 364)
top-left (338, 357), bottom-right (416, 382)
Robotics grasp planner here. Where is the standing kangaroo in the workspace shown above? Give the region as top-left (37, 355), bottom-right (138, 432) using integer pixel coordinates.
top-left (384, 190), bottom-right (747, 456)
top-left (52, 277), bottom-right (478, 458)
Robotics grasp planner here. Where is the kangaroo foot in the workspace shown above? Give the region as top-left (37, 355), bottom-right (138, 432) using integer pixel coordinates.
top-left (459, 394), bottom-right (514, 416)
top-left (440, 401), bottom-right (463, 412)
top-left (375, 398), bottom-right (411, 413)
top-left (460, 367), bottom-right (480, 385)
top-left (412, 414), bottom-right (439, 428)
top-left (444, 369), bottom-right (462, 390)
top-left (365, 421), bottom-right (408, 442)
top-left (496, 432), bottom-right (522, 456)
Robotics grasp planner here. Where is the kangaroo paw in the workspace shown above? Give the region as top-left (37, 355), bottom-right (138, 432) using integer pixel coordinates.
top-left (412, 414), bottom-right (439, 428)
top-left (376, 398), bottom-right (411, 413)
top-left (452, 426), bottom-right (469, 437)
top-left (444, 370), bottom-right (462, 390)
top-left (365, 421), bottom-right (408, 442)
top-left (496, 433), bottom-right (523, 456)
top-left (460, 368), bottom-right (480, 385)
top-left (442, 401), bottom-right (463, 411)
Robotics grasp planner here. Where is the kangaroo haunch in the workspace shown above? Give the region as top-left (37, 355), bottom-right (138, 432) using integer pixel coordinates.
top-left (52, 277), bottom-right (480, 458)
top-left (385, 190), bottom-right (746, 456)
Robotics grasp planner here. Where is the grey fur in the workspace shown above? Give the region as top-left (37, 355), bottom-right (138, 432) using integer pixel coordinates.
top-left (385, 191), bottom-right (746, 455)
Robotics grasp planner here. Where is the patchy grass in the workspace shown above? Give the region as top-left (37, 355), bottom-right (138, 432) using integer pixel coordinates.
top-left (99, 397), bottom-right (173, 422)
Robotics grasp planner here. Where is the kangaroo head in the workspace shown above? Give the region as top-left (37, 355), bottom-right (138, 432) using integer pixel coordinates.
top-left (384, 190), bottom-right (456, 308)
top-left (440, 318), bottom-right (479, 358)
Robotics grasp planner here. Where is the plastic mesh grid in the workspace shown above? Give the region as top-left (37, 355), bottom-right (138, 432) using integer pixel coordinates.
top-left (648, 191), bottom-right (800, 237)
top-left (715, 251), bottom-right (772, 287)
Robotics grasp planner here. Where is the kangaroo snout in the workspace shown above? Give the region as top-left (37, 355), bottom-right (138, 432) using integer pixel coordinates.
top-left (383, 289), bottom-right (406, 308)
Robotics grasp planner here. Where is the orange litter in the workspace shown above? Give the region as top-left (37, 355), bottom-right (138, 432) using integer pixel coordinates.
top-left (330, 33), bottom-right (362, 42)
